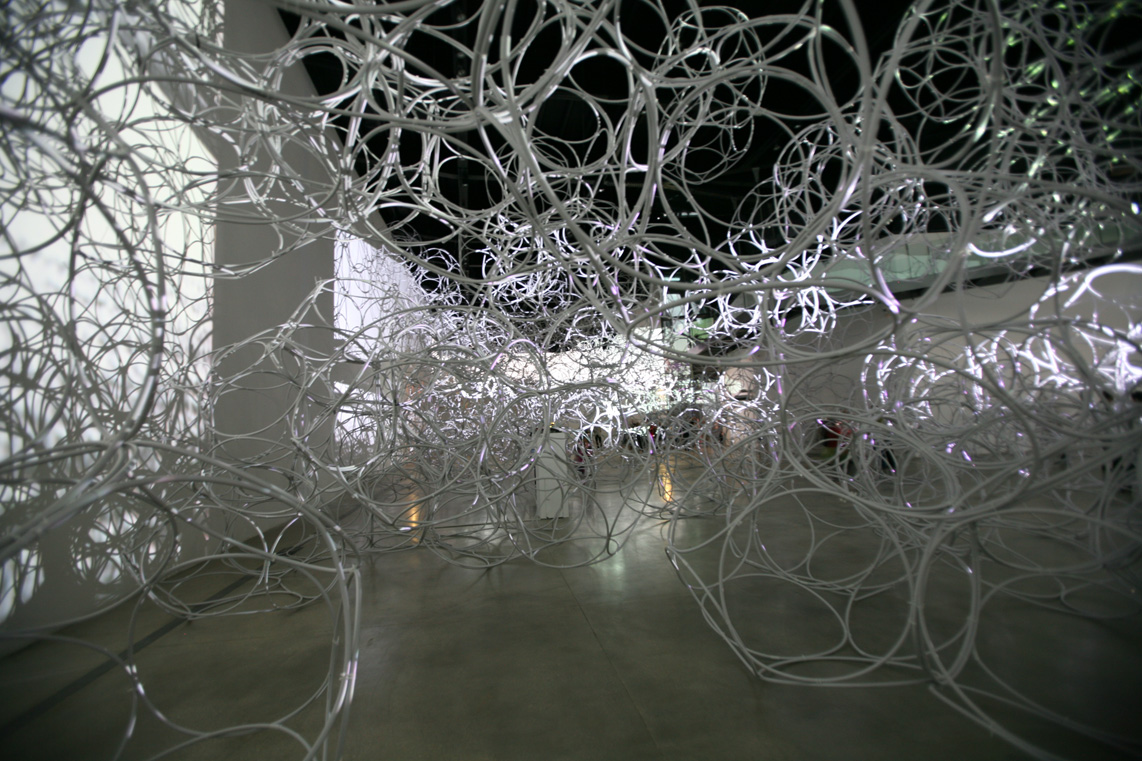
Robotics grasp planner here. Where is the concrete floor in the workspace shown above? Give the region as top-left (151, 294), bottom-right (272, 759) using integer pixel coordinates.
top-left (1, 457), bottom-right (1140, 760)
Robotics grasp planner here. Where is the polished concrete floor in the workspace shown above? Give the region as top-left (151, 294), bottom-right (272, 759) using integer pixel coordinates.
top-left (1, 457), bottom-right (1140, 760)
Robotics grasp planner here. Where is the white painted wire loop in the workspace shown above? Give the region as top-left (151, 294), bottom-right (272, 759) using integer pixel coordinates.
top-left (2, 0), bottom-right (1140, 759)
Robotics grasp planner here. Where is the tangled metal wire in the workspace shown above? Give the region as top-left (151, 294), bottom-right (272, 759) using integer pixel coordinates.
top-left (2, 0), bottom-right (1141, 758)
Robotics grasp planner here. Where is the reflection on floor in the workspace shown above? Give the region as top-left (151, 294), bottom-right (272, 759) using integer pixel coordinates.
top-left (1, 455), bottom-right (1139, 760)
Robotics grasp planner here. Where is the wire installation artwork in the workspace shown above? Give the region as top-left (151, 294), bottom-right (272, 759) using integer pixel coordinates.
top-left (1, 0), bottom-right (1140, 758)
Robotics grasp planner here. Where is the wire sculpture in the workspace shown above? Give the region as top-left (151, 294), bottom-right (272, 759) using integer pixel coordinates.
top-left (1, 0), bottom-right (1140, 758)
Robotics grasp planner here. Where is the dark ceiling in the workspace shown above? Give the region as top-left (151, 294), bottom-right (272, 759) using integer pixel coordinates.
top-left (279, 0), bottom-right (918, 263)
top-left (275, 0), bottom-right (1140, 354)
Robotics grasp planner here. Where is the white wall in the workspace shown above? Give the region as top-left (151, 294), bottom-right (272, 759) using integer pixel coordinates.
top-left (211, 0), bottom-right (336, 497)
top-left (0, 0), bottom-right (337, 644)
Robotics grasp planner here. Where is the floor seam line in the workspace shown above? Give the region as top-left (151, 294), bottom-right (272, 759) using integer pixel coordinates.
top-left (558, 568), bottom-right (668, 761)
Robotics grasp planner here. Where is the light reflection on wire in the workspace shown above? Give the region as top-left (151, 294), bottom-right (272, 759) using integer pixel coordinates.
top-left (1, 0), bottom-right (1140, 759)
